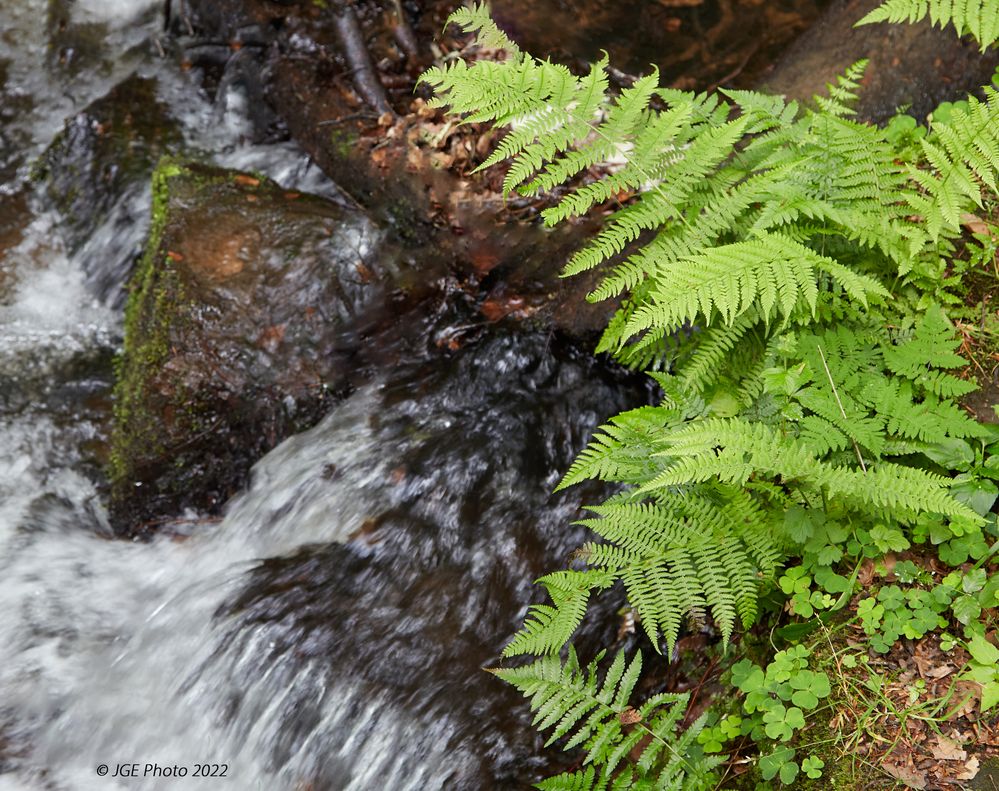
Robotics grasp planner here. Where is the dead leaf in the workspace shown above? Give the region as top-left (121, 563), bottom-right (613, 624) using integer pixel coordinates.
top-left (882, 761), bottom-right (927, 789)
top-left (232, 174), bottom-right (260, 187)
top-left (925, 664), bottom-right (955, 680)
top-left (955, 755), bottom-right (980, 781)
top-left (929, 735), bottom-right (967, 761)
top-left (618, 707), bottom-right (642, 725)
top-left (858, 558), bottom-right (877, 587)
top-left (961, 212), bottom-right (995, 236)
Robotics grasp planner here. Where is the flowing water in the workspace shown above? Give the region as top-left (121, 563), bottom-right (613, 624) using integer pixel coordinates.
top-left (0, 3), bottom-right (644, 788)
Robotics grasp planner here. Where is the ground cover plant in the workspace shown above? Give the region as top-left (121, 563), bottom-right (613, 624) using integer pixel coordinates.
top-left (421, 3), bottom-right (999, 787)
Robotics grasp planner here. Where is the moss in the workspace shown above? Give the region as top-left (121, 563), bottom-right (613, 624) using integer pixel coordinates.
top-left (329, 128), bottom-right (359, 160)
top-left (108, 157), bottom-right (189, 489)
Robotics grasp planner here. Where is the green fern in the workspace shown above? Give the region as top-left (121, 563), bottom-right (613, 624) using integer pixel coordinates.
top-left (906, 89), bottom-right (999, 239)
top-left (578, 489), bottom-right (781, 652)
top-left (857, 0), bottom-right (999, 50)
top-left (504, 570), bottom-right (615, 657)
top-left (493, 648), bottom-right (721, 790)
top-left (422, 8), bottom-right (994, 760)
top-left (442, 2), bottom-right (522, 59)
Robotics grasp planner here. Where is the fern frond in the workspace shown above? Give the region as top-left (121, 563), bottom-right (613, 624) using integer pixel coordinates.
top-left (813, 59), bottom-right (869, 117)
top-left (857, 0), bottom-right (999, 50)
top-left (504, 570), bottom-right (615, 657)
top-left (578, 490), bottom-right (782, 651)
top-left (445, 3), bottom-right (522, 58)
top-left (646, 418), bottom-right (983, 522)
top-left (561, 115), bottom-right (749, 278)
top-left (906, 88), bottom-right (999, 238)
top-left (882, 305), bottom-right (977, 397)
top-left (494, 649), bottom-right (722, 790)
top-left (680, 311), bottom-right (761, 393)
top-left (622, 233), bottom-right (885, 340)
top-left (556, 405), bottom-right (679, 490)
top-left (871, 378), bottom-right (987, 442)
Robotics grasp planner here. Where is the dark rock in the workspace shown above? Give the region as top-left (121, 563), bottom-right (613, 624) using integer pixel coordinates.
top-left (34, 74), bottom-right (181, 249)
top-left (489, 0), bottom-right (825, 90)
top-left (108, 159), bottom-right (404, 533)
top-left (762, 0), bottom-right (999, 122)
top-left (33, 74), bottom-right (183, 303)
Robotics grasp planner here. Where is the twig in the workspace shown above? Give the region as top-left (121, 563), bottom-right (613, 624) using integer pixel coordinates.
top-left (329, 0), bottom-right (394, 117)
top-left (390, 0), bottom-right (419, 61)
top-left (317, 112), bottom-right (379, 127)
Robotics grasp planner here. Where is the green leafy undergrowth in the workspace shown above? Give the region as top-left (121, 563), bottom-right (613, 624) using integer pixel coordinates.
top-left (421, 4), bottom-right (999, 788)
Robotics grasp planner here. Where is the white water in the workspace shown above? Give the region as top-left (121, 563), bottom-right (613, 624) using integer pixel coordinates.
top-left (0, 385), bottom-right (435, 790)
top-left (0, 4), bottom-right (448, 788)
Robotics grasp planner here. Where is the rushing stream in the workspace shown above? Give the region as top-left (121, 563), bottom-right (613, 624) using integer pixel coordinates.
top-left (0, 2), bottom-right (645, 788)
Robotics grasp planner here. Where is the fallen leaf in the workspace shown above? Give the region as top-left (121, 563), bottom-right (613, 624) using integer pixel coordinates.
top-left (618, 707), bottom-right (642, 725)
top-left (961, 212), bottom-right (995, 236)
top-left (232, 174), bottom-right (260, 187)
top-left (925, 664), bottom-right (955, 680)
top-left (955, 755), bottom-right (980, 781)
top-left (929, 735), bottom-right (967, 761)
top-left (882, 761), bottom-right (927, 789)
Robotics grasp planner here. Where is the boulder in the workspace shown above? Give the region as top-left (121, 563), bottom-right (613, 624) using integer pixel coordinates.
top-left (109, 159), bottom-right (405, 532)
top-left (762, 0), bottom-right (999, 122)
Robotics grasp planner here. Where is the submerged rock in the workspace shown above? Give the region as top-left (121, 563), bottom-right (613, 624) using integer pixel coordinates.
top-left (109, 159), bottom-right (401, 533)
top-left (213, 331), bottom-right (647, 788)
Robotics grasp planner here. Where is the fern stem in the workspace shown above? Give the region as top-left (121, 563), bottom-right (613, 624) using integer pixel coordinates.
top-left (816, 343), bottom-right (868, 473)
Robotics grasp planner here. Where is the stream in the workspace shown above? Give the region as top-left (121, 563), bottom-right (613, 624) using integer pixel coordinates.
top-left (0, 2), bottom-right (645, 788)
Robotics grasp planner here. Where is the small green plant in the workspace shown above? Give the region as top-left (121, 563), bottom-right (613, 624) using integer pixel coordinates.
top-left (961, 632), bottom-right (999, 712)
top-left (727, 647), bottom-right (831, 783)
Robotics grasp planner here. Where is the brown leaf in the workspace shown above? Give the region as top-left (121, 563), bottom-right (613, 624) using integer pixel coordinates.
top-left (858, 559), bottom-right (878, 587)
top-left (232, 174), bottom-right (260, 187)
top-left (882, 761), bottom-right (927, 789)
top-left (961, 212), bottom-right (994, 236)
top-left (925, 664), bottom-right (955, 680)
top-left (929, 735), bottom-right (967, 761)
top-left (618, 707), bottom-right (642, 725)
top-left (955, 755), bottom-right (980, 781)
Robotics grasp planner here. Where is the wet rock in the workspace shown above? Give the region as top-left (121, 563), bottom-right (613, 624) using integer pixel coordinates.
top-left (489, 0), bottom-right (824, 90)
top-left (109, 159), bottom-right (402, 533)
top-left (0, 191), bottom-right (31, 288)
top-left (33, 74), bottom-right (183, 302)
top-left (762, 0), bottom-right (999, 123)
top-left (0, 58), bottom-right (33, 185)
top-left (33, 73), bottom-right (180, 248)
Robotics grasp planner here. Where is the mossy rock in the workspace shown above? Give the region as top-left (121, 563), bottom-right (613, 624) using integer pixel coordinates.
top-left (109, 159), bottom-right (395, 534)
